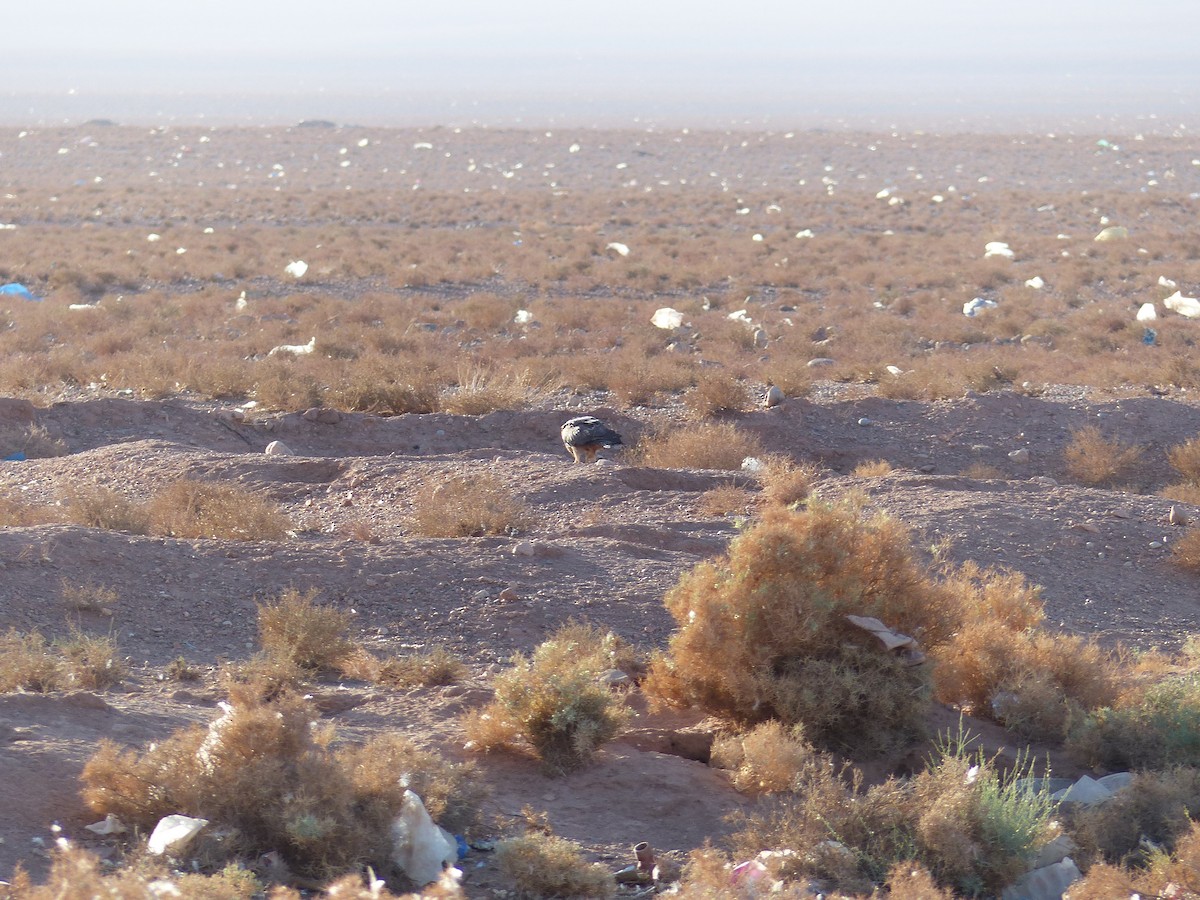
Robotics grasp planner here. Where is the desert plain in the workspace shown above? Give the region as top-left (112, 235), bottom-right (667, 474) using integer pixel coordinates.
top-left (1, 119), bottom-right (1200, 896)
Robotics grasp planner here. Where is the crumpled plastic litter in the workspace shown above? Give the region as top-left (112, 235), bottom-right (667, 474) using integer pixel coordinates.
top-left (651, 308), bottom-right (684, 329)
top-left (147, 814), bottom-right (208, 855)
top-left (984, 241), bottom-right (1014, 259)
top-left (1137, 302), bottom-right (1158, 322)
top-left (514, 309), bottom-right (535, 325)
top-left (1094, 226), bottom-right (1129, 242)
top-left (0, 283), bottom-right (39, 301)
top-left (391, 790), bottom-right (458, 886)
top-left (606, 242), bottom-right (630, 257)
top-left (963, 297), bottom-right (998, 317)
top-left (1165, 291), bottom-right (1200, 318)
top-left (284, 260), bottom-right (308, 278)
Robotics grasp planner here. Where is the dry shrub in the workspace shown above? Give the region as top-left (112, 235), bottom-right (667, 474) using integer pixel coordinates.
top-left (217, 653), bottom-right (309, 702)
top-left (1068, 673), bottom-right (1200, 770)
top-left (960, 462), bottom-right (1004, 480)
top-left (463, 623), bottom-right (629, 773)
top-left (0, 629), bottom-right (61, 692)
top-left (634, 422), bottom-right (762, 471)
top-left (361, 645), bottom-right (467, 688)
top-left (851, 459), bottom-right (893, 477)
top-left (64, 485), bottom-right (151, 533)
top-left (147, 478), bottom-right (290, 540)
top-left (326, 360), bottom-right (440, 415)
top-left (1063, 425), bottom-right (1144, 487)
top-left (683, 372), bottom-right (750, 420)
top-left (1, 845), bottom-right (265, 900)
top-left (0, 423), bottom-right (67, 459)
top-left (1160, 481), bottom-right (1200, 505)
top-left (698, 484), bottom-right (753, 516)
top-left (726, 730), bottom-right (1055, 897)
top-left (1071, 769), bottom-right (1200, 870)
top-left (439, 366), bottom-right (546, 414)
top-left (755, 454), bottom-right (818, 506)
top-left (494, 831), bottom-right (615, 899)
top-left (1169, 434), bottom-right (1200, 485)
top-left (0, 495), bottom-right (54, 527)
top-left (257, 588), bottom-right (356, 673)
top-left (409, 473), bottom-right (534, 538)
top-left (646, 502), bottom-right (952, 755)
top-left (710, 721), bottom-right (820, 794)
top-left (79, 690), bottom-right (481, 883)
top-left (1172, 527), bottom-right (1200, 574)
top-left (61, 580), bottom-right (118, 616)
top-left (931, 564), bottom-right (1119, 739)
top-left (761, 361), bottom-right (812, 399)
top-left (0, 627), bottom-right (124, 693)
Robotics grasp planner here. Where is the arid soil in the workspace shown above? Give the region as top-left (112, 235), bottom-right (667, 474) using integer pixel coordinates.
top-left (2, 122), bottom-right (1200, 894)
top-left (2, 381), bottom-right (1199, 891)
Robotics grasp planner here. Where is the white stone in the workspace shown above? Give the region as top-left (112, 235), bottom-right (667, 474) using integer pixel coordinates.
top-left (264, 440), bottom-right (294, 456)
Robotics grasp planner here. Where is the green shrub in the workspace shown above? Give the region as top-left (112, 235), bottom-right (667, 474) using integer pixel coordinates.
top-left (1068, 673), bottom-right (1200, 770)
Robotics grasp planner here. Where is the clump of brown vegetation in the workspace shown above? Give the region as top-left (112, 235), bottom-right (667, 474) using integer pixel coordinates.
top-left (648, 502), bottom-right (1125, 753)
top-left (683, 371), bottom-right (750, 420)
top-left (463, 623), bottom-right (629, 773)
top-left (1162, 433), bottom-right (1200, 504)
top-left (710, 721), bottom-right (822, 794)
top-left (754, 454), bottom-right (818, 506)
top-left (256, 588), bottom-right (356, 673)
top-left (645, 501), bottom-right (950, 755)
top-left (342, 645), bottom-right (467, 688)
top-left (408, 473), bottom-right (535, 537)
top-left (79, 688), bottom-right (483, 884)
top-left (634, 422), bottom-right (762, 471)
top-left (700, 726), bottom-right (1056, 898)
top-left (3, 479), bottom-right (291, 540)
top-left (851, 459), bottom-right (893, 477)
top-left (1063, 425), bottom-right (1144, 487)
top-left (697, 484), bottom-right (754, 517)
top-left (0, 627), bottom-right (125, 692)
top-left (494, 830), bottom-right (615, 899)
top-left (0, 423), bottom-right (67, 459)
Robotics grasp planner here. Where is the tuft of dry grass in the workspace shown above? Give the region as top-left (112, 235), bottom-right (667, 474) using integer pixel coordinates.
top-left (698, 484), bottom-right (754, 517)
top-left (495, 831), bottom-right (615, 899)
top-left (1063, 425), bottom-right (1144, 487)
top-left (1168, 434), bottom-right (1200, 485)
top-left (683, 372), bottom-right (751, 420)
top-left (0, 423), bottom-right (67, 459)
top-left (256, 588), bottom-right (356, 674)
top-left (463, 623), bottom-right (629, 773)
top-left (79, 689), bottom-right (483, 884)
top-left (0, 627), bottom-right (126, 693)
top-left (409, 473), bottom-right (535, 538)
top-left (438, 366), bottom-right (548, 414)
top-left (710, 721), bottom-right (821, 794)
top-left (755, 455), bottom-right (818, 507)
top-left (851, 459), bottom-right (893, 478)
top-left (1172, 528), bottom-right (1200, 573)
top-left (147, 478), bottom-right (291, 540)
top-left (634, 422), bottom-right (762, 471)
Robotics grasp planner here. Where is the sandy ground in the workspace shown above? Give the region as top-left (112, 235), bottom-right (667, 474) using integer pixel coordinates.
top-left (1, 381), bottom-right (1198, 892)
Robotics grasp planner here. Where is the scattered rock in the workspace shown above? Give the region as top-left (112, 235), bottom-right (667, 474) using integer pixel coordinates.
top-left (1008, 448), bottom-right (1030, 463)
top-left (764, 385), bottom-right (785, 408)
top-left (302, 407), bottom-right (342, 425)
top-left (512, 541), bottom-right (536, 557)
top-left (264, 440), bottom-right (294, 456)
top-left (807, 357), bottom-right (836, 367)
top-left (1170, 505), bottom-right (1191, 526)
top-left (498, 587), bottom-right (520, 601)
top-left (857, 417), bottom-right (873, 426)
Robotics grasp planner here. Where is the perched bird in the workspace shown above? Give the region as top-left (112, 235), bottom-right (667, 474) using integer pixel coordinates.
top-left (561, 416), bottom-right (623, 463)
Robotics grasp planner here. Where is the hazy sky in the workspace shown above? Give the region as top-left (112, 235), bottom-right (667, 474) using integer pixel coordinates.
top-left (5, 1), bottom-right (1199, 126)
